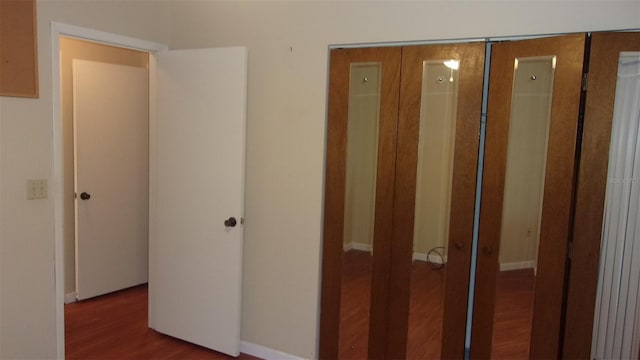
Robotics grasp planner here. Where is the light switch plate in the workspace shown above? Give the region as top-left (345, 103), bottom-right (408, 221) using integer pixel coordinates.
top-left (27, 179), bottom-right (48, 200)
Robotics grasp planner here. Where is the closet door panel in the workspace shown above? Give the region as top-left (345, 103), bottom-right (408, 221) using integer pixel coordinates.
top-left (390, 43), bottom-right (485, 359)
top-left (320, 46), bottom-right (401, 360)
top-left (472, 34), bottom-right (586, 359)
top-left (564, 31), bottom-right (640, 359)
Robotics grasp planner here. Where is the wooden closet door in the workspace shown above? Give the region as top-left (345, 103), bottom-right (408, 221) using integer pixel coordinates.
top-left (389, 43), bottom-right (485, 359)
top-left (471, 34), bottom-right (586, 359)
top-left (321, 43), bottom-right (486, 359)
top-left (319, 46), bottom-right (401, 359)
top-left (563, 31), bottom-right (640, 359)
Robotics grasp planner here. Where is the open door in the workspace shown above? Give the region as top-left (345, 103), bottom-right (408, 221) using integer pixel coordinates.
top-left (74, 59), bottom-right (149, 301)
top-left (149, 47), bottom-right (247, 357)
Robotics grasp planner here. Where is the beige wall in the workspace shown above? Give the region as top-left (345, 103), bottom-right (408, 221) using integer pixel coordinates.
top-left (0, 1), bottom-right (170, 358)
top-left (60, 37), bottom-right (149, 296)
top-left (0, 0), bottom-right (638, 359)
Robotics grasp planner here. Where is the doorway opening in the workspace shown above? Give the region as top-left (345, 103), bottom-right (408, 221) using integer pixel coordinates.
top-left (59, 35), bottom-right (151, 357)
top-left (60, 36), bottom-right (150, 303)
top-left (51, 23), bottom-right (167, 358)
top-left (52, 23), bottom-right (249, 359)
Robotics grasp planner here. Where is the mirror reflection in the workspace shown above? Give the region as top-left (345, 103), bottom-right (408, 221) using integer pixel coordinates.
top-left (339, 62), bottom-right (381, 359)
top-left (407, 59), bottom-right (460, 359)
top-left (492, 56), bottom-right (556, 359)
top-left (591, 50), bottom-right (640, 360)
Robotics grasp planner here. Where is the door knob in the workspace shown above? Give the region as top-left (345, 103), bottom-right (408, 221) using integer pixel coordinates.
top-left (80, 192), bottom-right (91, 200)
top-left (224, 217), bottom-right (237, 227)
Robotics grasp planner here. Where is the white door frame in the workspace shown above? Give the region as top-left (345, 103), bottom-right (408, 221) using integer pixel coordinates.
top-left (51, 22), bottom-right (167, 359)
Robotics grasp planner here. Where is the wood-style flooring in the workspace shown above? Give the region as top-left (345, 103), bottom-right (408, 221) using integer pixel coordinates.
top-left (66, 252), bottom-right (533, 359)
top-left (338, 250), bottom-right (534, 359)
top-left (65, 285), bottom-right (260, 360)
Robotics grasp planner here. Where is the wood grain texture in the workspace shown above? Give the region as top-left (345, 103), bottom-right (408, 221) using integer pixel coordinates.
top-left (320, 49), bottom-right (350, 360)
top-left (472, 34), bottom-right (586, 359)
top-left (65, 285), bottom-right (260, 360)
top-left (563, 31), bottom-right (640, 360)
top-left (471, 40), bottom-right (511, 359)
top-left (0, 0), bottom-right (39, 98)
top-left (393, 43), bottom-right (485, 360)
top-left (528, 34), bottom-right (585, 360)
top-left (440, 43), bottom-right (485, 360)
top-left (320, 46), bottom-right (401, 360)
top-left (367, 47), bottom-right (402, 360)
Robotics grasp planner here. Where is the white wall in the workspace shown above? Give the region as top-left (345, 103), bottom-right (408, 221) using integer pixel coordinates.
top-left (0, 1), bottom-right (639, 359)
top-left (167, 2), bottom-right (639, 358)
top-left (0, 1), bottom-right (170, 358)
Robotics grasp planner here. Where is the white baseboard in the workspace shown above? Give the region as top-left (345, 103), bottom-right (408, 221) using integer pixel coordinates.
top-left (343, 242), bottom-right (372, 253)
top-left (64, 292), bottom-right (77, 304)
top-left (500, 260), bottom-right (536, 272)
top-left (413, 251), bottom-right (447, 264)
top-left (240, 341), bottom-right (306, 360)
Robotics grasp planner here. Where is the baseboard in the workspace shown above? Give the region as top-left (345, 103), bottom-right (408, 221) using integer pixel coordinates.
top-left (413, 251), bottom-right (447, 264)
top-left (343, 242), bottom-right (372, 253)
top-left (240, 341), bottom-right (306, 360)
top-left (500, 260), bottom-right (536, 272)
top-left (64, 292), bottom-right (77, 304)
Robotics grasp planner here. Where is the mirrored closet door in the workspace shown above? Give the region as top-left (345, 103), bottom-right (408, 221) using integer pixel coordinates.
top-left (321, 31), bottom-right (640, 360)
top-left (393, 43), bottom-right (485, 359)
top-left (565, 31), bottom-right (640, 360)
top-left (320, 42), bottom-right (485, 359)
top-left (471, 34), bottom-right (587, 359)
top-left (320, 46), bottom-right (402, 360)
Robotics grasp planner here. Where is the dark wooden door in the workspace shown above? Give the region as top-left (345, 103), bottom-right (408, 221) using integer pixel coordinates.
top-left (320, 46), bottom-right (402, 360)
top-left (320, 42), bottom-right (486, 359)
top-left (563, 31), bottom-right (640, 360)
top-left (391, 42), bottom-right (485, 359)
top-left (471, 34), bottom-right (586, 359)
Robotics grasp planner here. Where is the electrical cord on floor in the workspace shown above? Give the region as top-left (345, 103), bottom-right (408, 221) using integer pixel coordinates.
top-left (427, 246), bottom-right (446, 270)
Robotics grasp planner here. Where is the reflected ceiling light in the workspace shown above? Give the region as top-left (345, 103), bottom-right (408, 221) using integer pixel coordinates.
top-left (443, 60), bottom-right (459, 82)
top-left (444, 60), bottom-right (460, 70)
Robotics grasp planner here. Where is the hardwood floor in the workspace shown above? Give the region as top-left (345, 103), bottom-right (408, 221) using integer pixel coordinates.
top-left (406, 259), bottom-right (446, 360)
top-left (66, 253), bottom-right (534, 359)
top-left (338, 250), bottom-right (372, 359)
top-left (338, 250), bottom-right (534, 359)
top-left (65, 285), bottom-right (260, 360)
top-left (491, 268), bottom-right (535, 359)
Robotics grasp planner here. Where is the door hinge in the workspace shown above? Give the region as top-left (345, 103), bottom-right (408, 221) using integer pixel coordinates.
top-left (582, 73), bottom-right (588, 91)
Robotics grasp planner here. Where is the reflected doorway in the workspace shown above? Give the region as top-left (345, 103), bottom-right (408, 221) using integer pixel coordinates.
top-left (60, 37), bottom-right (150, 303)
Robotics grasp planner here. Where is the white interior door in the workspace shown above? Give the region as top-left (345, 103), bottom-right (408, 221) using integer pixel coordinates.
top-left (73, 59), bottom-right (149, 301)
top-left (150, 47), bottom-right (247, 356)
